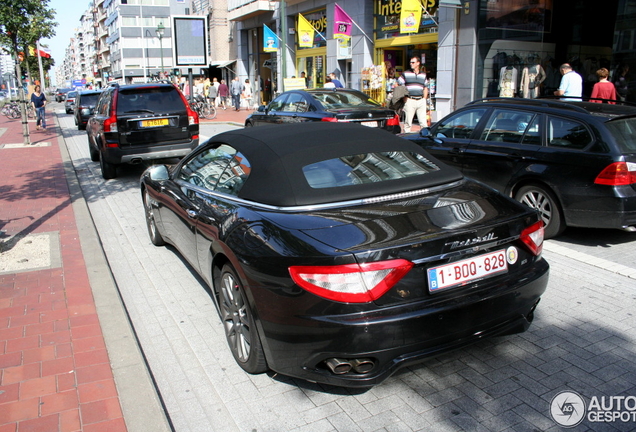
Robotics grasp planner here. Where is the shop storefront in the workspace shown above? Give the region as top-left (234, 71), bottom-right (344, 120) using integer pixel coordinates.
top-left (295, 9), bottom-right (328, 88)
top-left (474, 0), bottom-right (635, 103)
top-left (373, 0), bottom-right (440, 105)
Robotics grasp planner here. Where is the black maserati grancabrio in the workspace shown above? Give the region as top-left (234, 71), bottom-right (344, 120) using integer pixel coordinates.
top-left (140, 122), bottom-right (549, 387)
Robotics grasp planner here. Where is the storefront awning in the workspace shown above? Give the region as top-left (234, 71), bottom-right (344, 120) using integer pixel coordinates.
top-left (210, 60), bottom-right (237, 68)
top-left (439, 0), bottom-right (462, 7)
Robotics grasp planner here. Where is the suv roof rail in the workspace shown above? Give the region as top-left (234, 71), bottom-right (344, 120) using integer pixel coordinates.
top-left (467, 97), bottom-right (590, 114)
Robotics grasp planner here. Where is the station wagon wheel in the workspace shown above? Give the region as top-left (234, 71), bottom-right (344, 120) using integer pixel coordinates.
top-left (144, 190), bottom-right (165, 246)
top-left (515, 184), bottom-right (564, 239)
top-left (218, 264), bottom-right (267, 374)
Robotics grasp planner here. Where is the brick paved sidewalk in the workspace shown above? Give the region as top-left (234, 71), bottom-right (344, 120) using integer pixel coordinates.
top-left (0, 112), bottom-right (127, 431)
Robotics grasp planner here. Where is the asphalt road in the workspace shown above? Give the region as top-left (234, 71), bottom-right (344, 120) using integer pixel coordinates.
top-left (56, 107), bottom-right (636, 432)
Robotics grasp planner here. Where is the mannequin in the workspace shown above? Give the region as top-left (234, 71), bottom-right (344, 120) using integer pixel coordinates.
top-left (499, 63), bottom-right (518, 98)
top-left (520, 58), bottom-right (546, 98)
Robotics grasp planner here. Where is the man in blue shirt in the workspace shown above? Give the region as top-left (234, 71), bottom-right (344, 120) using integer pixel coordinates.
top-left (329, 72), bottom-right (344, 88)
top-left (554, 63), bottom-right (582, 101)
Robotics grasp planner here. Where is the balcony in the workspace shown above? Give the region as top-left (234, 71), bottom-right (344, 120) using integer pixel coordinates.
top-left (228, 0), bottom-right (277, 21)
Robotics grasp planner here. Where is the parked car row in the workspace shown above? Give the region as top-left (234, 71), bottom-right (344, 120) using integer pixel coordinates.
top-left (61, 86), bottom-right (636, 388)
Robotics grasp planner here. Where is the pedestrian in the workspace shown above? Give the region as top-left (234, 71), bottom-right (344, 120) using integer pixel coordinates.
top-left (218, 79), bottom-right (229, 110)
top-left (242, 79), bottom-right (253, 110)
top-left (397, 56), bottom-right (428, 133)
top-left (208, 79), bottom-right (218, 106)
top-left (329, 72), bottom-right (344, 88)
top-left (323, 76), bottom-right (336, 89)
top-left (613, 64), bottom-right (629, 102)
top-left (230, 76), bottom-right (244, 111)
top-left (30, 84), bottom-right (47, 130)
top-left (590, 68), bottom-right (617, 104)
top-left (554, 63), bottom-right (582, 101)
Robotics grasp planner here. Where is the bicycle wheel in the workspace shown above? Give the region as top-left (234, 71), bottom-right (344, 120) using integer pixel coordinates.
top-left (10, 108), bottom-right (20, 119)
top-left (202, 104), bottom-right (216, 120)
top-left (27, 107), bottom-right (35, 119)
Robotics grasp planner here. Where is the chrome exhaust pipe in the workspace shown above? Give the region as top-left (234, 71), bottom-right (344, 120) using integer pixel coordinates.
top-left (130, 158), bottom-right (143, 164)
top-left (621, 225), bottom-right (636, 232)
top-left (350, 358), bottom-right (375, 374)
top-left (324, 358), bottom-right (352, 375)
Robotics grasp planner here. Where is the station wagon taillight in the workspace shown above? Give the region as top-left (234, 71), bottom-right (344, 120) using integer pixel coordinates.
top-left (289, 259), bottom-right (414, 303)
top-left (321, 117), bottom-right (338, 122)
top-left (594, 162), bottom-right (636, 186)
top-left (386, 114), bottom-right (400, 126)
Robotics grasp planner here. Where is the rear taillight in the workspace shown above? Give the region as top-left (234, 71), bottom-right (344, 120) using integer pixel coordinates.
top-left (520, 221), bottom-right (544, 256)
top-left (104, 90), bottom-right (118, 132)
top-left (321, 117), bottom-right (338, 122)
top-left (174, 84), bottom-right (199, 125)
top-left (594, 162), bottom-right (636, 186)
top-left (289, 259), bottom-right (414, 303)
top-left (386, 114), bottom-right (400, 126)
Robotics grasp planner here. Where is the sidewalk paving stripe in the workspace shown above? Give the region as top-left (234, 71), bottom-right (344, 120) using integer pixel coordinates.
top-left (543, 241), bottom-right (636, 281)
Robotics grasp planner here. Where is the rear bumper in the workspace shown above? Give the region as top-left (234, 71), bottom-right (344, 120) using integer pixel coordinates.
top-left (104, 140), bottom-right (198, 164)
top-left (564, 185), bottom-right (636, 230)
top-left (254, 258), bottom-right (549, 387)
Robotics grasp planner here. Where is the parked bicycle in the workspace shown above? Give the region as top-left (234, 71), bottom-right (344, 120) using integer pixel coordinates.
top-left (1, 100), bottom-right (35, 119)
top-left (188, 94), bottom-right (216, 120)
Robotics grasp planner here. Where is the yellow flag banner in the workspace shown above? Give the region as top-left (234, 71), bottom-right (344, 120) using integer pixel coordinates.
top-left (400, 0), bottom-right (422, 34)
top-left (298, 14), bottom-right (315, 48)
top-left (28, 46), bottom-right (36, 56)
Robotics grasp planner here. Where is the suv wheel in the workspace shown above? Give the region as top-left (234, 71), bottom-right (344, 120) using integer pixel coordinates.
top-left (99, 151), bottom-right (117, 179)
top-left (88, 137), bottom-right (99, 162)
top-left (515, 184), bottom-right (564, 239)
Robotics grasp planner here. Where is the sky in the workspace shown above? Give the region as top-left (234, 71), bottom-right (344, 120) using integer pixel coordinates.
top-left (41, 0), bottom-right (91, 86)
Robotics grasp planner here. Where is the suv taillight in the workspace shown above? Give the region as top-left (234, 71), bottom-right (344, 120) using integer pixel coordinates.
top-left (187, 106), bottom-right (199, 126)
top-left (386, 114), bottom-right (400, 126)
top-left (104, 89), bottom-right (119, 133)
top-left (594, 162), bottom-right (636, 186)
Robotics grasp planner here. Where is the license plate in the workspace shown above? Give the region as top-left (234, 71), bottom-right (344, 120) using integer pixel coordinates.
top-left (140, 118), bottom-right (169, 128)
top-left (428, 249), bottom-right (508, 292)
top-left (360, 121), bottom-right (378, 127)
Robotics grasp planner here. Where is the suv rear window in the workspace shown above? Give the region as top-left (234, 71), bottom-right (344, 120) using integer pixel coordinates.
top-left (80, 93), bottom-right (100, 106)
top-left (117, 87), bottom-right (185, 114)
top-left (605, 118), bottom-right (636, 153)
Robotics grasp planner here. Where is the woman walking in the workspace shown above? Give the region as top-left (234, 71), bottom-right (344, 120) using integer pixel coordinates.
top-left (31, 85), bottom-right (47, 130)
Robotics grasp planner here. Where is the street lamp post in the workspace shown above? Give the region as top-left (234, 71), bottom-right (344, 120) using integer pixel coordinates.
top-left (156, 22), bottom-right (165, 76)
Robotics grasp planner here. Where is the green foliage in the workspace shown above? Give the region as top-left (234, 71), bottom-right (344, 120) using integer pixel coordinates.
top-left (0, 0), bottom-right (57, 51)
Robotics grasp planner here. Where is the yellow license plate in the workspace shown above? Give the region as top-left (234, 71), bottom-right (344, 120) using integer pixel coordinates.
top-left (140, 118), bottom-right (169, 128)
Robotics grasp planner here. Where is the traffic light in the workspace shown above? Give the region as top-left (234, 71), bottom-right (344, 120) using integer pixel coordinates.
top-left (173, 68), bottom-right (180, 76)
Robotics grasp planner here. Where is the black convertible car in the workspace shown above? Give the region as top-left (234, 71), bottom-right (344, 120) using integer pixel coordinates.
top-left (140, 123), bottom-right (549, 387)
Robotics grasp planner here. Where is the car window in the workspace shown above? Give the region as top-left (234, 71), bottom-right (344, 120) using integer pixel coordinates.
top-left (67, 92), bottom-right (77, 98)
top-left (605, 118), bottom-right (636, 153)
top-left (117, 87), bottom-right (184, 114)
top-left (267, 94), bottom-right (287, 112)
top-left (480, 109), bottom-right (539, 145)
top-left (281, 93), bottom-right (309, 113)
top-left (177, 144), bottom-right (251, 196)
top-left (548, 117), bottom-right (593, 149)
top-left (80, 93), bottom-right (100, 106)
top-left (302, 151), bottom-right (441, 189)
top-left (435, 108), bottom-right (487, 139)
top-left (311, 91), bottom-right (380, 109)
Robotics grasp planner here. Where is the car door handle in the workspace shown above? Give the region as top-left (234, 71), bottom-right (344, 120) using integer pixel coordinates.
top-left (508, 153), bottom-right (525, 160)
top-left (449, 147), bottom-right (465, 154)
top-left (186, 209), bottom-right (198, 219)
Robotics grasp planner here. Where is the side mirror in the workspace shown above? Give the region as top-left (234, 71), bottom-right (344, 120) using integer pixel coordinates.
top-left (419, 127), bottom-right (433, 138)
top-left (257, 105), bottom-right (266, 113)
top-left (148, 164), bottom-right (170, 181)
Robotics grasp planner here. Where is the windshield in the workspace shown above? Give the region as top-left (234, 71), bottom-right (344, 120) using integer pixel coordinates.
top-left (605, 118), bottom-right (636, 153)
top-left (67, 92), bottom-right (77, 98)
top-left (80, 94), bottom-right (100, 106)
top-left (310, 91), bottom-right (381, 110)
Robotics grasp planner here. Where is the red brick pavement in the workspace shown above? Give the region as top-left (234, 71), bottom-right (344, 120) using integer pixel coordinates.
top-left (0, 113), bottom-right (127, 431)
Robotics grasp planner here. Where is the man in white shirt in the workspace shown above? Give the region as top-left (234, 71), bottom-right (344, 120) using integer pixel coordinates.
top-left (554, 63), bottom-right (582, 101)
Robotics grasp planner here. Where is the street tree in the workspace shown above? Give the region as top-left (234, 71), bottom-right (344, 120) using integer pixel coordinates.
top-left (0, 0), bottom-right (57, 145)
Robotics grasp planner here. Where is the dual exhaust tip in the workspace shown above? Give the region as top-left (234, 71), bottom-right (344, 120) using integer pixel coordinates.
top-left (324, 357), bottom-right (375, 375)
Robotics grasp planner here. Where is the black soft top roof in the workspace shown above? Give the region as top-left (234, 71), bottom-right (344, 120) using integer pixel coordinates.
top-left (207, 123), bottom-right (463, 206)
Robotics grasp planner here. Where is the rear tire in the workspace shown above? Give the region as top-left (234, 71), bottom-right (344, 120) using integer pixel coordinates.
top-left (88, 138), bottom-right (99, 162)
top-left (217, 264), bottom-right (267, 374)
top-left (515, 184), bottom-right (564, 239)
top-left (99, 151), bottom-right (117, 179)
top-left (144, 190), bottom-right (165, 246)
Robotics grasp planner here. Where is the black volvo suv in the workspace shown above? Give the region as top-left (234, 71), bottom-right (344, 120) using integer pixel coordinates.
top-left (87, 82), bottom-right (199, 179)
